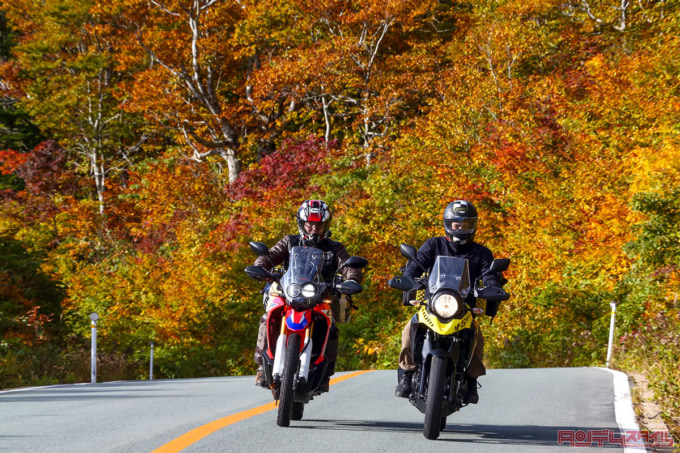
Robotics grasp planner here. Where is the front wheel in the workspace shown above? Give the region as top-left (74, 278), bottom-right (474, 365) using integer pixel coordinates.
top-left (291, 402), bottom-right (305, 420)
top-left (277, 333), bottom-right (301, 427)
top-left (424, 356), bottom-right (447, 439)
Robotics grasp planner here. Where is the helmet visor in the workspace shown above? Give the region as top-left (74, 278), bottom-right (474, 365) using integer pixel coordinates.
top-left (444, 217), bottom-right (477, 234)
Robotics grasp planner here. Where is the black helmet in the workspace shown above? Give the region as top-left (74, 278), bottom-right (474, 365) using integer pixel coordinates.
top-left (296, 200), bottom-right (331, 245)
top-left (443, 200), bottom-right (478, 244)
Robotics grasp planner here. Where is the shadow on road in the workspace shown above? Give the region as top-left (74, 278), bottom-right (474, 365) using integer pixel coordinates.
top-left (293, 420), bottom-right (624, 448)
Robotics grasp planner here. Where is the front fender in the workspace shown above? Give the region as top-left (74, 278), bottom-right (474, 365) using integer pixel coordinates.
top-left (284, 309), bottom-right (313, 332)
top-left (417, 306), bottom-right (474, 335)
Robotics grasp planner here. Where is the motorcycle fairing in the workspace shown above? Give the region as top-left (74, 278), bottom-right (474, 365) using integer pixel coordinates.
top-left (285, 309), bottom-right (312, 331)
top-left (265, 294), bottom-right (285, 312)
top-left (417, 306), bottom-right (473, 335)
top-left (313, 302), bottom-right (333, 365)
top-left (263, 300), bottom-right (333, 391)
top-left (417, 255), bottom-right (473, 335)
top-left (265, 303), bottom-right (285, 360)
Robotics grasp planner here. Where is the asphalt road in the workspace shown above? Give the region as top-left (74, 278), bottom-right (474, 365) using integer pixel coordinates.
top-left (0, 368), bottom-right (654, 453)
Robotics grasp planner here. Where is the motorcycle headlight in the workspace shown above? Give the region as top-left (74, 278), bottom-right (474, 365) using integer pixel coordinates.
top-left (286, 284), bottom-right (301, 298)
top-left (300, 282), bottom-right (317, 298)
top-left (432, 293), bottom-right (461, 319)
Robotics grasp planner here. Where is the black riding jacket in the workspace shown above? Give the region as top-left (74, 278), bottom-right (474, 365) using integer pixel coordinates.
top-left (404, 236), bottom-right (502, 305)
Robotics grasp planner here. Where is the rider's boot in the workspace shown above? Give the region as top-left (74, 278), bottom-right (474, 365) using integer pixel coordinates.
top-left (319, 378), bottom-right (330, 393)
top-left (255, 366), bottom-right (267, 387)
top-left (395, 368), bottom-right (413, 398)
top-left (464, 377), bottom-right (479, 404)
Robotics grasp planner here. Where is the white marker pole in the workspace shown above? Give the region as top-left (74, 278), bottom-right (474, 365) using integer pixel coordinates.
top-left (150, 342), bottom-right (154, 381)
top-left (606, 302), bottom-right (616, 368)
top-left (90, 313), bottom-right (99, 383)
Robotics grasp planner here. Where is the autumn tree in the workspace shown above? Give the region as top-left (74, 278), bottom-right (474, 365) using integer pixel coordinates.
top-left (93, 0), bottom-right (250, 183)
top-left (1, 0), bottom-right (148, 221)
top-left (559, 0), bottom-right (671, 33)
top-left (239, 0), bottom-right (464, 163)
top-left (0, 7), bottom-right (43, 191)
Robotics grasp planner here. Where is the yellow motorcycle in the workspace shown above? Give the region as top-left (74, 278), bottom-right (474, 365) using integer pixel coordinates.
top-left (389, 244), bottom-right (510, 439)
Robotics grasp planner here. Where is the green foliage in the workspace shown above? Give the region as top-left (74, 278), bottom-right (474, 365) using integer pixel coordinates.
top-left (627, 189), bottom-right (680, 269)
top-left (612, 155), bottom-right (680, 437)
top-left (0, 103), bottom-right (43, 154)
top-left (0, 234), bottom-right (64, 340)
top-left (0, 234), bottom-right (66, 389)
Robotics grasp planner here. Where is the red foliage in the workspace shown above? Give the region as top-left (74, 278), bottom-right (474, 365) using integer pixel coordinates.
top-left (134, 216), bottom-right (181, 254)
top-left (227, 137), bottom-right (335, 201)
top-left (0, 149), bottom-right (28, 175)
top-left (12, 141), bottom-right (79, 231)
top-left (210, 137), bottom-right (335, 251)
top-left (16, 141), bottom-right (75, 195)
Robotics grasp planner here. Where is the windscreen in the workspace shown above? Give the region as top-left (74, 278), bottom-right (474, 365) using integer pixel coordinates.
top-left (427, 255), bottom-right (470, 297)
top-left (283, 246), bottom-right (324, 286)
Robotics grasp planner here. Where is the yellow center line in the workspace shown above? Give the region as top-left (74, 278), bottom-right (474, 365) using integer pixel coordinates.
top-left (151, 370), bottom-right (373, 453)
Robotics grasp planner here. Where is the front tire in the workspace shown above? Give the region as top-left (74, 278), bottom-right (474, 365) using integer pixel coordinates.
top-left (292, 402), bottom-right (305, 420)
top-left (277, 333), bottom-right (301, 427)
top-left (424, 356), bottom-right (447, 439)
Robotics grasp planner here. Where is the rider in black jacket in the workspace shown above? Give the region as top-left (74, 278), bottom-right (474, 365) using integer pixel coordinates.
top-left (395, 200), bottom-right (504, 404)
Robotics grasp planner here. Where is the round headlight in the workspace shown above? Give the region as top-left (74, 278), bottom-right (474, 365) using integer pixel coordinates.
top-left (300, 282), bottom-right (317, 298)
top-left (432, 293), bottom-right (460, 319)
top-left (286, 284), bottom-right (301, 298)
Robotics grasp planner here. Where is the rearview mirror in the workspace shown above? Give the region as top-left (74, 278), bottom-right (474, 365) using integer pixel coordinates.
top-left (249, 241), bottom-right (270, 257)
top-left (399, 244), bottom-right (418, 262)
top-left (486, 258), bottom-right (510, 275)
top-left (342, 256), bottom-right (368, 269)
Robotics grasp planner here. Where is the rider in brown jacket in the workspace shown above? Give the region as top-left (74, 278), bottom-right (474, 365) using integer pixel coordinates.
top-left (253, 200), bottom-right (363, 391)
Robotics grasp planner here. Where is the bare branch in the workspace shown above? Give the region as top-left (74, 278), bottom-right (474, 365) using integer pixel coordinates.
top-left (580, 0), bottom-right (606, 25)
top-left (149, 0), bottom-right (181, 17)
top-left (613, 0), bottom-right (631, 32)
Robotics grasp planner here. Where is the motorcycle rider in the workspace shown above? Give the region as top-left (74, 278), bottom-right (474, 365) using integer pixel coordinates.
top-left (253, 200), bottom-right (363, 391)
top-left (395, 200), bottom-right (505, 404)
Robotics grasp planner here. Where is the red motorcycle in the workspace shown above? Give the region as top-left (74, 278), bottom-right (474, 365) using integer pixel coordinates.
top-left (245, 241), bottom-right (367, 426)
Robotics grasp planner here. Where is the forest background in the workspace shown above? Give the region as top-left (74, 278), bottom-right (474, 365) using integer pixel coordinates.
top-left (1, 0), bottom-right (678, 439)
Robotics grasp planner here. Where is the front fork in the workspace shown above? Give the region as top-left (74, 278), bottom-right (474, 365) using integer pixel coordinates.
top-left (417, 331), bottom-right (461, 398)
top-left (272, 320), bottom-right (314, 383)
top-left (413, 333), bottom-right (476, 415)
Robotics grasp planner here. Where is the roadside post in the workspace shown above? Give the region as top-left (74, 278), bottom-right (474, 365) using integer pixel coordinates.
top-left (606, 302), bottom-right (616, 368)
top-left (150, 341), bottom-right (154, 381)
top-left (90, 313), bottom-right (99, 383)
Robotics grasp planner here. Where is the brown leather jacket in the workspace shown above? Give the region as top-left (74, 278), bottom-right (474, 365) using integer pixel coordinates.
top-left (254, 235), bottom-right (363, 284)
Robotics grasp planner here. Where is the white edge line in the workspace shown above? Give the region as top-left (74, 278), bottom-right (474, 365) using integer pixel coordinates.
top-left (0, 381), bottom-right (133, 394)
top-left (601, 367), bottom-right (648, 452)
top-left (0, 382), bottom-right (91, 394)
